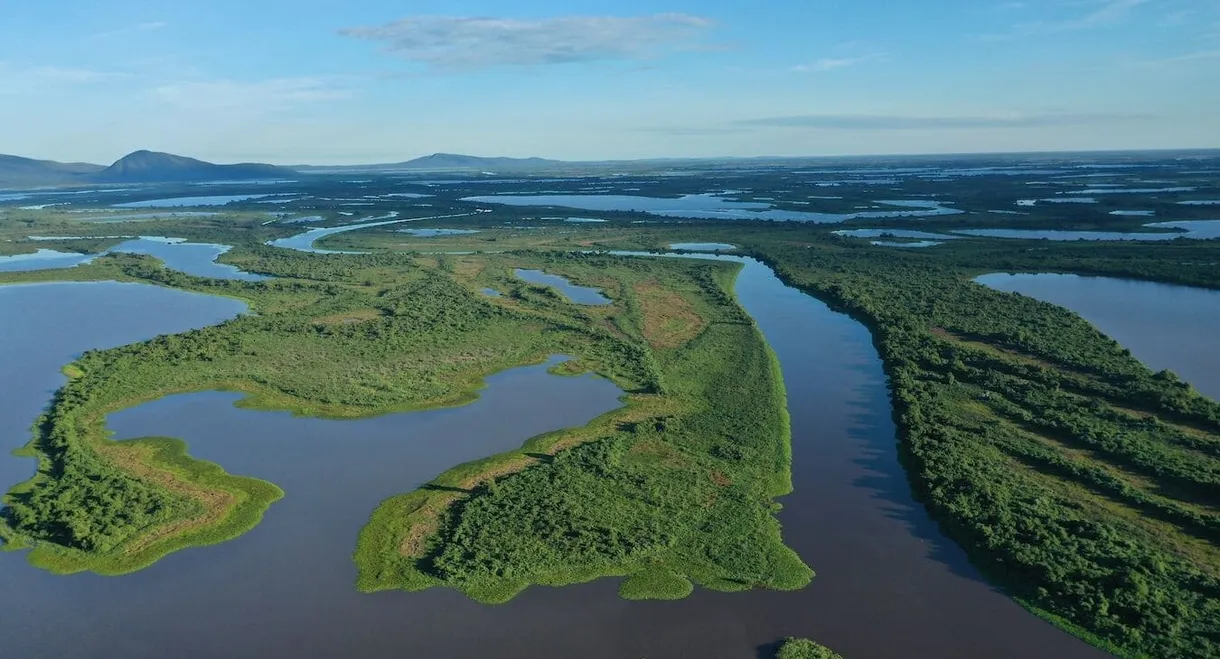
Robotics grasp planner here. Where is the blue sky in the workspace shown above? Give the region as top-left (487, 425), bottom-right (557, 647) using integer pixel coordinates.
top-left (1, 0), bottom-right (1217, 164)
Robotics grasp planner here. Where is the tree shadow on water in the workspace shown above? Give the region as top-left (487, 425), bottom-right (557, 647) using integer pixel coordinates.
top-left (839, 360), bottom-right (993, 586)
top-left (754, 639), bottom-right (784, 659)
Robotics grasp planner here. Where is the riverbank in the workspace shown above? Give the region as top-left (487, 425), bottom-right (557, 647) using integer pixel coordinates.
top-left (741, 237), bottom-right (1220, 659)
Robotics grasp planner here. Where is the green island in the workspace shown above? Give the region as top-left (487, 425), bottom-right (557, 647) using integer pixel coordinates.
top-left (2, 185), bottom-right (1219, 658)
top-left (0, 242), bottom-right (811, 600)
top-left (775, 638), bottom-right (845, 659)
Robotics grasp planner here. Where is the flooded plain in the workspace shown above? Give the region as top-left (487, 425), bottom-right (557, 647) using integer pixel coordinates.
top-left (461, 193), bottom-right (962, 223)
top-left (0, 260), bottom-right (1114, 658)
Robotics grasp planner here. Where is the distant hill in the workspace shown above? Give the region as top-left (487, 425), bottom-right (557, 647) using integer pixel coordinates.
top-left (94, 150), bottom-right (292, 183)
top-left (0, 154), bottom-right (104, 188)
top-left (295, 153), bottom-right (567, 173)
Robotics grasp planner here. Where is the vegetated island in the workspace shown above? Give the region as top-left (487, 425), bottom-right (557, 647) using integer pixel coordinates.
top-left (776, 637), bottom-right (845, 659)
top-left (0, 246), bottom-right (811, 601)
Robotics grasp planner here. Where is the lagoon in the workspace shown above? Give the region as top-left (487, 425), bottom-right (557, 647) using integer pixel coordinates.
top-left (268, 213), bottom-right (475, 253)
top-left (0, 249), bottom-right (96, 272)
top-left (461, 193), bottom-right (962, 223)
top-left (668, 242), bottom-right (737, 251)
top-left (976, 273), bottom-right (1220, 400)
top-left (514, 269), bottom-right (611, 305)
top-left (114, 195), bottom-right (275, 208)
top-left (833, 229), bottom-right (958, 240)
top-left (952, 220), bottom-right (1220, 241)
top-left (111, 237), bottom-right (268, 281)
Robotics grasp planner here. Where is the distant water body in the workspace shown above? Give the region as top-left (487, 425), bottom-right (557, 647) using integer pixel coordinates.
top-left (461, 193), bottom-right (963, 223)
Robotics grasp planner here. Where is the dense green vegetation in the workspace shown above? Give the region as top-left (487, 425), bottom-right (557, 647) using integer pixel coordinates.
top-left (717, 234), bottom-right (1220, 659)
top-left (775, 637), bottom-right (845, 659)
top-left (4, 161), bottom-right (1220, 655)
top-left (356, 252), bottom-right (811, 601)
top-left (0, 245), bottom-right (809, 597)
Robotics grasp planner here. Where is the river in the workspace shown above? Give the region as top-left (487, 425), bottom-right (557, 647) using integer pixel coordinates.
top-left (0, 259), bottom-right (1111, 658)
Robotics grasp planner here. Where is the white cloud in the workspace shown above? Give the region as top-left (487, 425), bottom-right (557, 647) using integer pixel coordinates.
top-left (338, 14), bottom-right (714, 70)
top-left (1138, 49), bottom-right (1220, 65)
top-left (735, 111), bottom-right (1147, 130)
top-left (792, 53), bottom-right (887, 73)
top-left (983, 0), bottom-right (1155, 39)
top-left (92, 21), bottom-right (167, 39)
top-left (152, 77), bottom-right (352, 112)
top-left (0, 62), bottom-right (130, 94)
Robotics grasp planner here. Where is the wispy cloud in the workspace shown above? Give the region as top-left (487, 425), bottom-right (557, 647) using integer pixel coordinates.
top-left (735, 112), bottom-right (1148, 130)
top-left (982, 0), bottom-right (1154, 39)
top-left (152, 77), bottom-right (351, 112)
top-left (92, 21), bottom-right (166, 39)
top-left (637, 127), bottom-right (751, 136)
top-left (1137, 49), bottom-right (1220, 65)
top-left (791, 52), bottom-right (887, 73)
top-left (338, 14), bottom-right (714, 71)
top-left (0, 62), bottom-right (130, 93)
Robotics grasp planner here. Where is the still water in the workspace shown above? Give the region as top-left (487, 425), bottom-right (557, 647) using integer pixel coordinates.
top-left (0, 249), bottom-right (96, 272)
top-left (461, 193), bottom-right (962, 223)
top-left (0, 263), bottom-right (1111, 658)
top-left (669, 242), bottom-right (738, 251)
top-left (0, 282), bottom-right (247, 491)
top-left (953, 220), bottom-right (1220, 241)
top-left (267, 213), bottom-right (474, 253)
top-left (113, 195), bottom-right (276, 208)
top-left (0, 237), bottom-right (266, 280)
top-left (977, 273), bottom-right (1220, 400)
top-left (111, 237), bottom-right (268, 281)
top-left (514, 268), bottom-right (611, 305)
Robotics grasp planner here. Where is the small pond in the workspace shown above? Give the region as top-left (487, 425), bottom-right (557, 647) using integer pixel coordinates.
top-left (668, 243), bottom-right (737, 251)
top-left (514, 269), bottom-right (611, 305)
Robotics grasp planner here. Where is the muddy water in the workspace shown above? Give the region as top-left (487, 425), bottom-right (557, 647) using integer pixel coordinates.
top-left (0, 263), bottom-right (1111, 658)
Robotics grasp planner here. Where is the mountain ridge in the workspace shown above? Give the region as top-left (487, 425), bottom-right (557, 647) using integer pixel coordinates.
top-left (94, 150), bottom-right (292, 183)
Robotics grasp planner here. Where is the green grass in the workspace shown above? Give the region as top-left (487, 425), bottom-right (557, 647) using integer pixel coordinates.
top-left (775, 638), bottom-right (845, 659)
top-left (18, 437), bottom-right (284, 575)
top-left (2, 245), bottom-right (811, 603)
top-left (354, 253), bottom-right (812, 601)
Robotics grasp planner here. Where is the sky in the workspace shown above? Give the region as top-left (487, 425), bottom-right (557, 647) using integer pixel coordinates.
top-left (0, 0), bottom-right (1217, 164)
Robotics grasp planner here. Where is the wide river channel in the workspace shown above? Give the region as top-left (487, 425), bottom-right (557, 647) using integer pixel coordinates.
top-left (0, 259), bottom-right (1115, 658)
